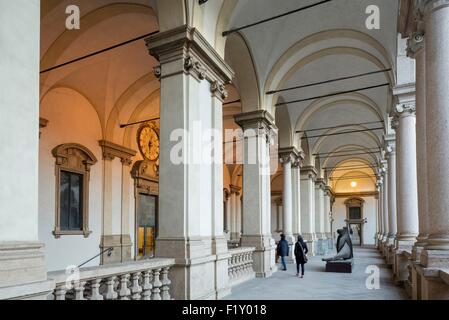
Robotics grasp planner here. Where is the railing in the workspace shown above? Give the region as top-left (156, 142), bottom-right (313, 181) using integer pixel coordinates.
top-left (228, 247), bottom-right (256, 287)
top-left (47, 258), bottom-right (175, 300)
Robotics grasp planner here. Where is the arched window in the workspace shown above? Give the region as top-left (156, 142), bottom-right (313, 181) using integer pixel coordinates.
top-left (52, 143), bottom-right (97, 238)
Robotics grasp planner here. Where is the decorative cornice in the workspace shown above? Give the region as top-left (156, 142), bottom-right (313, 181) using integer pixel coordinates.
top-left (334, 191), bottom-right (379, 198)
top-left (146, 25), bottom-right (234, 86)
top-left (99, 140), bottom-right (137, 164)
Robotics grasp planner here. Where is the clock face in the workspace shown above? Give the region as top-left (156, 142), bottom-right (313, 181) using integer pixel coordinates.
top-left (137, 123), bottom-right (160, 161)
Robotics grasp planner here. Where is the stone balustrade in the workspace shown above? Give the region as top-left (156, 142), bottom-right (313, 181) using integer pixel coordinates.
top-left (228, 247), bottom-right (256, 287)
top-left (47, 258), bottom-right (175, 300)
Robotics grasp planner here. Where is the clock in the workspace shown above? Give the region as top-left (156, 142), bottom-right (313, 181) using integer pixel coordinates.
top-left (137, 122), bottom-right (160, 161)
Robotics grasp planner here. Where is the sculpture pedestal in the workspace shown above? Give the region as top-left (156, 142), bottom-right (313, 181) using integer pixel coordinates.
top-left (325, 259), bottom-right (354, 273)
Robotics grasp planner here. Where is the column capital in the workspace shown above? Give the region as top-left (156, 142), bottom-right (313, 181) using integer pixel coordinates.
top-left (146, 25), bottom-right (234, 86)
top-left (406, 32), bottom-right (425, 58)
top-left (395, 102), bottom-right (416, 118)
top-left (415, 0), bottom-right (449, 16)
top-left (230, 184), bottom-right (241, 195)
top-left (315, 178), bottom-right (325, 190)
top-left (278, 146), bottom-right (304, 165)
top-left (300, 165), bottom-right (317, 180)
top-left (384, 133), bottom-right (396, 156)
top-left (234, 111), bottom-right (277, 146)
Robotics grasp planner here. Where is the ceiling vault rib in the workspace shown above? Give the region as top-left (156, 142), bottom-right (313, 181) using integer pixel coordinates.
top-left (222, 0), bottom-right (333, 37)
top-left (297, 120), bottom-right (383, 133)
top-left (276, 82), bottom-right (390, 106)
top-left (266, 68), bottom-right (392, 95)
top-left (300, 127), bottom-right (384, 139)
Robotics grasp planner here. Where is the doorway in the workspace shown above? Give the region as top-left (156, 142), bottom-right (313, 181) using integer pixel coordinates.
top-left (136, 194), bottom-right (158, 258)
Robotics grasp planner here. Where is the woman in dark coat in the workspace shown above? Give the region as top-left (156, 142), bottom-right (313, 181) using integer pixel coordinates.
top-left (294, 235), bottom-right (309, 278)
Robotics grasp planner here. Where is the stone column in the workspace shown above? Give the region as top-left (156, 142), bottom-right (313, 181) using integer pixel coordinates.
top-left (300, 167), bottom-right (317, 254)
top-left (235, 111), bottom-right (277, 278)
top-left (230, 185), bottom-right (241, 241)
top-left (391, 91), bottom-right (419, 283)
top-left (291, 158), bottom-right (303, 239)
top-left (384, 134), bottom-right (398, 265)
top-left (323, 187), bottom-right (332, 251)
top-left (224, 190), bottom-right (231, 239)
top-left (279, 147), bottom-right (301, 245)
top-left (99, 140), bottom-right (136, 264)
top-left (375, 177), bottom-right (383, 249)
top-left (418, 0), bottom-right (449, 300)
top-left (314, 179), bottom-right (325, 255)
top-left (147, 26), bottom-right (233, 299)
top-left (407, 32), bottom-right (429, 262)
top-left (0, 0), bottom-right (55, 300)
top-left (380, 161), bottom-right (390, 256)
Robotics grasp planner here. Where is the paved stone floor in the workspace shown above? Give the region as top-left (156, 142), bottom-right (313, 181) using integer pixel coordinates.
top-left (224, 246), bottom-right (409, 300)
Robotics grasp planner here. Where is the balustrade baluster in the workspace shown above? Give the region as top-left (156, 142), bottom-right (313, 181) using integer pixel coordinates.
top-left (141, 270), bottom-right (153, 300)
top-left (160, 267), bottom-right (171, 300)
top-left (103, 276), bottom-right (118, 300)
top-left (118, 274), bottom-right (131, 300)
top-left (130, 272), bottom-right (142, 300)
top-left (54, 284), bottom-right (67, 300)
top-left (74, 281), bottom-right (86, 300)
top-left (151, 269), bottom-right (162, 300)
top-left (89, 279), bottom-right (104, 300)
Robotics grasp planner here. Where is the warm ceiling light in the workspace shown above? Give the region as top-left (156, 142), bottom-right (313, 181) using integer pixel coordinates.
top-left (350, 181), bottom-right (358, 188)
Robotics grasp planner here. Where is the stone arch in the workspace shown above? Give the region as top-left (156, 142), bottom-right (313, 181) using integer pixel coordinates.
top-left (265, 29), bottom-right (395, 108)
top-left (295, 93), bottom-right (384, 133)
top-left (105, 72), bottom-right (158, 143)
top-left (224, 32), bottom-right (262, 113)
top-left (40, 2), bottom-right (158, 78)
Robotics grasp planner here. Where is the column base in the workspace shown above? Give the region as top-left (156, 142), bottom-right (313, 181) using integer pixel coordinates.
top-left (414, 263), bottom-right (449, 300)
top-left (240, 235), bottom-right (276, 278)
top-left (100, 234), bottom-right (132, 264)
top-left (0, 242), bottom-right (54, 300)
top-left (212, 237), bottom-right (232, 299)
top-left (155, 237), bottom-right (221, 300)
top-left (302, 233), bottom-right (317, 256)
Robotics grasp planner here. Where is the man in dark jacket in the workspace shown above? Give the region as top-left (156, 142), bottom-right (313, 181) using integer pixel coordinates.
top-left (294, 235), bottom-right (309, 278)
top-left (277, 234), bottom-right (289, 271)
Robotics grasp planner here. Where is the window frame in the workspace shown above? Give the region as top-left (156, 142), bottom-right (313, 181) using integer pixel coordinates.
top-left (52, 143), bottom-right (97, 238)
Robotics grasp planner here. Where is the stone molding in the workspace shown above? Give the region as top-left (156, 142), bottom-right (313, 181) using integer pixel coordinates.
top-left (52, 143), bottom-right (97, 238)
top-left (99, 140), bottom-right (137, 165)
top-left (131, 160), bottom-right (159, 195)
top-left (146, 25), bottom-right (234, 101)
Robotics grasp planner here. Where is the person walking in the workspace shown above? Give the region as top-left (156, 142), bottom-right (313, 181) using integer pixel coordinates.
top-left (277, 234), bottom-right (289, 271)
top-left (294, 235), bottom-right (309, 278)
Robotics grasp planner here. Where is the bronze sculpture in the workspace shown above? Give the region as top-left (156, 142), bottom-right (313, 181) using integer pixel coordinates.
top-left (322, 227), bottom-right (353, 262)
